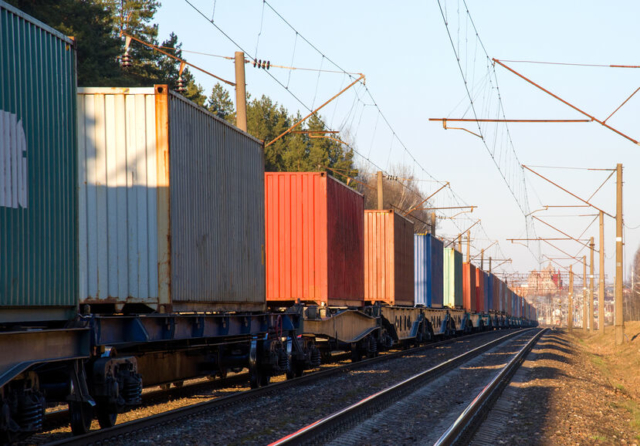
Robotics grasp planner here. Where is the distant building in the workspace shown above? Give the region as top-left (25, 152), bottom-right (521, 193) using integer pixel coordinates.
top-left (527, 263), bottom-right (562, 296)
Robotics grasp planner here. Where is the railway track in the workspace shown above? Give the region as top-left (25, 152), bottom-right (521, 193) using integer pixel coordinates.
top-left (42, 329), bottom-right (522, 445)
top-left (270, 328), bottom-right (543, 445)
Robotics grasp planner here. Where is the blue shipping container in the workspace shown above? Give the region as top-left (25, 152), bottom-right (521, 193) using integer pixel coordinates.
top-left (414, 234), bottom-right (444, 307)
top-left (482, 271), bottom-right (490, 312)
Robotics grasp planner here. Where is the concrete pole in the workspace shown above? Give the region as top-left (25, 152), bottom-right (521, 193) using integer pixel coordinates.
top-left (377, 171), bottom-right (384, 210)
top-left (234, 52), bottom-right (247, 132)
top-left (589, 237), bottom-right (595, 332)
top-left (568, 264), bottom-right (573, 332)
top-left (599, 211), bottom-right (605, 334)
top-left (480, 249), bottom-right (485, 270)
top-left (431, 212), bottom-right (437, 237)
top-left (489, 257), bottom-right (492, 274)
top-left (466, 230), bottom-right (471, 263)
top-left (615, 163), bottom-right (624, 345)
top-left (583, 256), bottom-right (587, 330)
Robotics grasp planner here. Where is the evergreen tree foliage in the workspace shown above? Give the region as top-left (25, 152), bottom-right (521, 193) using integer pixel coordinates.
top-left (8, 1), bottom-right (355, 176)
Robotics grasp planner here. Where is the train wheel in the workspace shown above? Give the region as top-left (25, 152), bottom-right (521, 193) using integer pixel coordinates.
top-left (173, 381), bottom-right (184, 388)
top-left (260, 372), bottom-right (271, 387)
top-left (96, 403), bottom-right (117, 429)
top-left (69, 401), bottom-right (93, 435)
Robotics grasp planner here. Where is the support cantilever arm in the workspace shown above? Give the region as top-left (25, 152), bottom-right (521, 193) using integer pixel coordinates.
top-left (493, 59), bottom-right (639, 145)
top-left (265, 73), bottom-right (365, 148)
top-left (522, 165), bottom-right (614, 218)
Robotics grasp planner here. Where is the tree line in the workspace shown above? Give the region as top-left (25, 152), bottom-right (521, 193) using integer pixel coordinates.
top-left (9, 0), bottom-right (438, 233)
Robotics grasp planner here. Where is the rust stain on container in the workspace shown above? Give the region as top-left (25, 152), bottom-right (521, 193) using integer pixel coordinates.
top-left (265, 172), bottom-right (364, 306)
top-left (364, 210), bottom-right (414, 306)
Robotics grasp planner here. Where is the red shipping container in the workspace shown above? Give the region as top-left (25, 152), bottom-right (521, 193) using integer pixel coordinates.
top-left (475, 268), bottom-right (485, 312)
top-left (265, 172), bottom-right (365, 306)
top-left (364, 210), bottom-right (414, 306)
top-left (463, 263), bottom-right (477, 312)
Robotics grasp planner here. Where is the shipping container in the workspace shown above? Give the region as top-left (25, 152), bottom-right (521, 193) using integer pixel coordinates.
top-left (491, 275), bottom-right (500, 311)
top-left (443, 248), bottom-right (463, 308)
top-left (414, 234), bottom-right (443, 308)
top-left (483, 271), bottom-right (491, 311)
top-left (475, 268), bottom-right (485, 312)
top-left (78, 86), bottom-right (266, 312)
top-left (365, 210), bottom-right (414, 306)
top-left (463, 263), bottom-right (476, 312)
top-left (265, 172), bottom-right (365, 306)
top-left (506, 288), bottom-right (513, 316)
top-left (1, 3), bottom-right (78, 323)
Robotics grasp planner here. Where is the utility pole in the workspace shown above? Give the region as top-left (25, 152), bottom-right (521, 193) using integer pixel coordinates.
top-left (599, 211), bottom-right (605, 334)
top-left (234, 52), bottom-right (247, 132)
top-left (615, 163), bottom-right (624, 345)
top-left (568, 264), bottom-right (574, 332)
top-left (466, 230), bottom-right (471, 263)
top-left (377, 171), bottom-right (384, 210)
top-left (583, 256), bottom-right (587, 330)
top-left (589, 237), bottom-right (595, 332)
top-left (480, 249), bottom-right (485, 270)
top-left (431, 213), bottom-right (437, 238)
top-left (489, 257), bottom-right (492, 274)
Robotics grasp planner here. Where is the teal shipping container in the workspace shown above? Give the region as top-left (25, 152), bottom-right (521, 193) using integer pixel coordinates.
top-left (443, 248), bottom-right (463, 308)
top-left (0, 2), bottom-right (78, 323)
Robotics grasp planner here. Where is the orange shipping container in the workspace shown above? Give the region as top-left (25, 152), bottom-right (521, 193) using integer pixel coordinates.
top-left (463, 263), bottom-right (477, 312)
top-left (475, 267), bottom-right (485, 312)
top-left (265, 172), bottom-right (365, 306)
top-left (364, 210), bottom-right (414, 306)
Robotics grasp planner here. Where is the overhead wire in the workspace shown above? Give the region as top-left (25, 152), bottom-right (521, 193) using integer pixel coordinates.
top-left (184, 0), bottom-right (517, 274)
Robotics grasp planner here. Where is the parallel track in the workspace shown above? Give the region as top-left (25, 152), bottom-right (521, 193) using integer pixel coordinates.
top-left (45, 329), bottom-right (521, 446)
top-left (434, 328), bottom-right (547, 445)
top-left (269, 328), bottom-right (539, 445)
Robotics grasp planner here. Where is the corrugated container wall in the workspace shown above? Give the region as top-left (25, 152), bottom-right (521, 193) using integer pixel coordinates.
top-left (265, 172), bottom-right (365, 306)
top-left (491, 275), bottom-right (500, 311)
top-left (414, 234), bottom-right (443, 308)
top-left (78, 86), bottom-right (266, 312)
top-left (365, 210), bottom-right (414, 306)
top-left (506, 288), bottom-right (513, 316)
top-left (475, 268), bottom-right (485, 312)
top-left (1, 3), bottom-right (78, 323)
top-left (463, 263), bottom-right (476, 312)
top-left (443, 248), bottom-right (463, 308)
top-left (483, 271), bottom-right (490, 311)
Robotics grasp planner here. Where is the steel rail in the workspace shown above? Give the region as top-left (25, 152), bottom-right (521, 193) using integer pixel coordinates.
top-left (46, 328), bottom-right (520, 446)
top-left (269, 328), bottom-right (536, 446)
top-left (434, 328), bottom-right (547, 446)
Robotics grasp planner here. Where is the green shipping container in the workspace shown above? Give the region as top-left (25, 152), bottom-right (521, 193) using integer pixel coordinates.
top-left (443, 248), bottom-right (463, 308)
top-left (0, 2), bottom-right (78, 322)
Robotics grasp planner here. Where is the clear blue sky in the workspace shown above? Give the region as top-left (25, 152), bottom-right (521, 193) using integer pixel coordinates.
top-left (155, 1), bottom-right (640, 286)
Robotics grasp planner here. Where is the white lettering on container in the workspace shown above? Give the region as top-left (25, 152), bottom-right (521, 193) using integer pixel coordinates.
top-left (0, 110), bottom-right (28, 209)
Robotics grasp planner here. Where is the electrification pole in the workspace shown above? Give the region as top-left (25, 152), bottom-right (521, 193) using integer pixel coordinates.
top-left (431, 213), bottom-right (437, 237)
top-left (583, 256), bottom-right (587, 330)
top-left (377, 171), bottom-right (384, 210)
top-left (234, 52), bottom-right (247, 132)
top-left (615, 163), bottom-right (624, 345)
top-left (599, 211), bottom-right (605, 334)
top-left (480, 249), bottom-right (485, 270)
top-left (489, 257), bottom-right (492, 274)
top-left (466, 230), bottom-right (471, 263)
top-left (568, 264), bottom-right (574, 332)
top-left (589, 237), bottom-right (595, 332)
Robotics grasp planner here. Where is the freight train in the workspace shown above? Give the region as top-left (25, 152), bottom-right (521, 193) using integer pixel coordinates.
top-left (0, 3), bottom-right (536, 443)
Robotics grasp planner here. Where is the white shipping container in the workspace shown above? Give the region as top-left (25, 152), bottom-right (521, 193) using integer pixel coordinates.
top-left (77, 86), bottom-right (266, 312)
